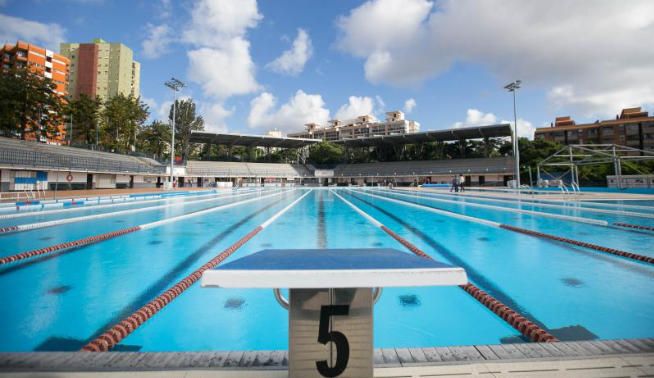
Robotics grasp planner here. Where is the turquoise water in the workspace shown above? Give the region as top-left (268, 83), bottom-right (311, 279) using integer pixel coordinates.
top-left (0, 188), bottom-right (652, 352)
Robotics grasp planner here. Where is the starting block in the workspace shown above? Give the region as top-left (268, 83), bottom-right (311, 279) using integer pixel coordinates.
top-left (202, 248), bottom-right (467, 378)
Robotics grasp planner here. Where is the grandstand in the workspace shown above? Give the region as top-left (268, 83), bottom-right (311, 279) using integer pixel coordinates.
top-left (0, 121), bottom-right (515, 191)
top-left (0, 137), bottom-right (164, 174)
top-left (332, 157), bottom-right (512, 183)
top-left (0, 137), bottom-right (165, 191)
top-left (185, 161), bottom-right (312, 178)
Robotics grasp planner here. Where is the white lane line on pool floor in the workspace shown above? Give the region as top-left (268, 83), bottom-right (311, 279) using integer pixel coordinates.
top-left (370, 189), bottom-right (609, 226)
top-left (83, 189), bottom-right (313, 352)
top-left (0, 189), bottom-right (257, 220)
top-left (406, 189), bottom-right (654, 219)
top-left (0, 189), bottom-right (277, 234)
top-left (352, 189), bottom-right (654, 265)
top-left (331, 189), bottom-right (558, 343)
top-left (0, 189), bottom-right (294, 265)
top-left (349, 189), bottom-right (502, 228)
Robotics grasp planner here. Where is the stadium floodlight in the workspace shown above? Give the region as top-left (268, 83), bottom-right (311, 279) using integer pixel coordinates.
top-left (505, 80), bottom-right (521, 190)
top-left (165, 78), bottom-right (185, 185)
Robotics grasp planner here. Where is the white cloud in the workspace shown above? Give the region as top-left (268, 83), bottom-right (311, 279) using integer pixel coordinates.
top-left (452, 108), bottom-right (535, 139)
top-left (404, 98), bottom-right (416, 113)
top-left (452, 109), bottom-right (498, 129)
top-left (266, 28), bottom-right (312, 76)
top-left (502, 118), bottom-right (535, 140)
top-left (142, 23), bottom-right (174, 59)
top-left (183, 0), bottom-right (262, 46)
top-left (337, 0), bottom-right (654, 116)
top-left (334, 96), bottom-right (375, 120)
top-left (187, 40), bottom-right (260, 99)
top-left (183, 0), bottom-right (262, 131)
top-left (0, 14), bottom-right (66, 50)
top-left (200, 102), bottom-right (233, 132)
top-left (247, 90), bottom-right (330, 132)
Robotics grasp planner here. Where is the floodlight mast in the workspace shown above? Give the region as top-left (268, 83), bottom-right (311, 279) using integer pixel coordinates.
top-left (164, 78), bottom-right (185, 186)
top-left (504, 80), bottom-right (521, 190)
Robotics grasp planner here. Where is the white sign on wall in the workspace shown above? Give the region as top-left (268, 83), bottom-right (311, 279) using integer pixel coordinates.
top-left (314, 170), bottom-right (334, 178)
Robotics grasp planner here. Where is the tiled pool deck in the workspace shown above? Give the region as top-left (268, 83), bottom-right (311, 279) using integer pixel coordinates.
top-left (1, 338), bottom-right (652, 377)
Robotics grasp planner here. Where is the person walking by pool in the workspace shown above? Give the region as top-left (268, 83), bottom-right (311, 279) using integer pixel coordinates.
top-left (450, 176), bottom-right (458, 192)
top-left (459, 174), bottom-right (465, 192)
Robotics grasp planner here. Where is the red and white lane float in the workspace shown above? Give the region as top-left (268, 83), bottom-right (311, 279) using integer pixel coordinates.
top-left (0, 190), bottom-right (290, 265)
top-left (0, 189), bottom-right (275, 234)
top-left (355, 190), bottom-right (654, 266)
top-left (332, 190), bottom-right (558, 343)
top-left (81, 190), bottom-right (312, 352)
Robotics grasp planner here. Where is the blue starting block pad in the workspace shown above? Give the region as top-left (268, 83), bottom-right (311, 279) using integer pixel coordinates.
top-left (201, 248), bottom-right (467, 289)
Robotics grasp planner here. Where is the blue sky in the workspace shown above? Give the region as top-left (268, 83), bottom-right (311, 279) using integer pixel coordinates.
top-left (2, 0), bottom-right (653, 138)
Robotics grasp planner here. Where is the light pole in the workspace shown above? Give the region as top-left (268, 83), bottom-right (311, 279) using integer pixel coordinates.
top-left (504, 79), bottom-right (521, 189)
top-left (164, 77), bottom-right (184, 186)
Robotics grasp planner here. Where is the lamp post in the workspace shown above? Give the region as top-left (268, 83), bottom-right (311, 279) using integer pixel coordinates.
top-left (164, 78), bottom-right (185, 186)
top-left (504, 80), bottom-right (521, 189)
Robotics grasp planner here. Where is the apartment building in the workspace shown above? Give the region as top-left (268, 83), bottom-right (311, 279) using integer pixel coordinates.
top-left (1, 40), bottom-right (70, 143)
top-left (535, 107), bottom-right (654, 153)
top-left (60, 38), bottom-right (140, 100)
top-left (288, 111), bottom-right (421, 141)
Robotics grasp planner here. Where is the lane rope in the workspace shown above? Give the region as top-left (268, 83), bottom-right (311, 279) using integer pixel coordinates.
top-left (81, 189), bottom-right (312, 352)
top-left (354, 189), bottom-right (654, 266)
top-left (371, 189), bottom-right (608, 226)
top-left (0, 189), bottom-right (243, 220)
top-left (612, 222), bottom-right (654, 232)
top-left (400, 188), bottom-right (654, 219)
top-left (331, 190), bottom-right (558, 343)
top-left (0, 190), bottom-right (290, 265)
top-left (0, 189), bottom-right (275, 234)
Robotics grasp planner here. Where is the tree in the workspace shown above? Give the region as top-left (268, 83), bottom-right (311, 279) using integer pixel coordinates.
top-left (308, 141), bottom-right (345, 165)
top-left (101, 94), bottom-right (149, 153)
top-left (168, 98), bottom-right (204, 162)
top-left (65, 94), bottom-right (101, 145)
top-left (137, 120), bottom-right (171, 160)
top-left (0, 66), bottom-right (64, 141)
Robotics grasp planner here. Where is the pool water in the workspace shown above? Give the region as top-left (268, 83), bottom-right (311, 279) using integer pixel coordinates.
top-left (0, 188), bottom-right (652, 352)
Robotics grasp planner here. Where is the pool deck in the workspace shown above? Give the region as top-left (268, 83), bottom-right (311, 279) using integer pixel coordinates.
top-left (1, 339), bottom-right (652, 377)
top-left (400, 187), bottom-right (654, 202)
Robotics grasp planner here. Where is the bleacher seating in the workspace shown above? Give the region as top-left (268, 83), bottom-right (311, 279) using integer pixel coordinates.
top-left (0, 137), bottom-right (166, 174)
top-left (186, 161), bottom-right (312, 177)
top-left (332, 157), bottom-right (512, 177)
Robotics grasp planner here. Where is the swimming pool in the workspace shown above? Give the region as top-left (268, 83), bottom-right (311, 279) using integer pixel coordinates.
top-left (0, 188), bottom-right (652, 352)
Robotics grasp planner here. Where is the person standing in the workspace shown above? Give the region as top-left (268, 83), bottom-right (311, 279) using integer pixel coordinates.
top-left (459, 174), bottom-right (465, 192)
top-left (450, 176), bottom-right (458, 192)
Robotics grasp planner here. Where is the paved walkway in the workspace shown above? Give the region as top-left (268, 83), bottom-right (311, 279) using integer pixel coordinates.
top-left (1, 339), bottom-right (653, 377)
top-left (1, 353), bottom-right (652, 377)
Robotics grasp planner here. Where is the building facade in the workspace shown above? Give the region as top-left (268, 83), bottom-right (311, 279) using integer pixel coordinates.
top-left (1, 40), bottom-right (70, 143)
top-left (60, 38), bottom-right (140, 100)
top-left (535, 107), bottom-right (654, 153)
top-left (288, 111), bottom-right (420, 141)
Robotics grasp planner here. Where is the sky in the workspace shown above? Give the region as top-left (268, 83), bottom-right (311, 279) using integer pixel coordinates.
top-left (1, 0), bottom-right (653, 139)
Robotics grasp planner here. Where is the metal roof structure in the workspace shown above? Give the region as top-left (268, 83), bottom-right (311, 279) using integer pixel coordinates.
top-left (190, 131), bottom-right (320, 148)
top-left (333, 124), bottom-right (512, 147)
top-left (190, 124), bottom-right (512, 149)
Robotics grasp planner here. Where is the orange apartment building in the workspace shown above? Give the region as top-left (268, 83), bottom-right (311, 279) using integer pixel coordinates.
top-left (535, 107), bottom-right (654, 153)
top-left (1, 40), bottom-right (70, 144)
